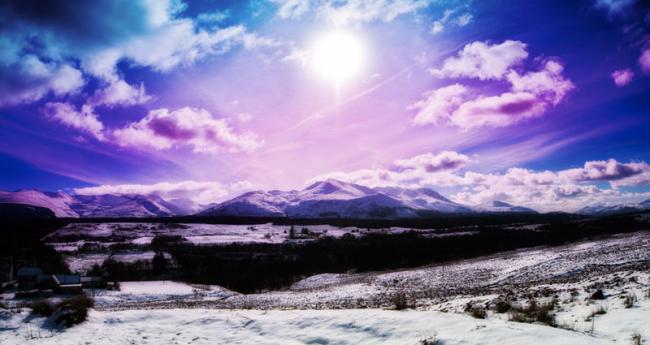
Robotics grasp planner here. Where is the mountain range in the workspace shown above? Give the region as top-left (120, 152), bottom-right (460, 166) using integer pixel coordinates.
top-left (0, 189), bottom-right (191, 218)
top-left (0, 179), bottom-right (544, 219)
top-left (577, 199), bottom-right (650, 216)
top-left (198, 179), bottom-right (535, 219)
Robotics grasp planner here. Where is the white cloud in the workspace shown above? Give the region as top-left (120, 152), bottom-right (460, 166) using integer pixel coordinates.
top-left (272, 0), bottom-right (310, 19)
top-left (316, 0), bottom-right (430, 26)
top-left (0, 55), bottom-right (84, 106)
top-left (506, 60), bottom-right (574, 105)
top-left (416, 41), bottom-right (573, 130)
top-left (310, 152), bottom-right (650, 212)
top-left (430, 10), bottom-right (472, 35)
top-left (430, 40), bottom-right (528, 80)
top-left (88, 80), bottom-right (152, 107)
top-left (410, 84), bottom-right (468, 125)
top-left (74, 179), bottom-right (255, 208)
top-left (42, 102), bottom-right (105, 140)
top-left (0, 0), bottom-right (274, 107)
top-left (394, 151), bottom-right (471, 172)
top-left (113, 107), bottom-right (261, 153)
top-left (449, 91), bottom-right (547, 130)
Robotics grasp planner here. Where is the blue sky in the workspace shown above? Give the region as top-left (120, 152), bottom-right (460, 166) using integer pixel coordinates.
top-left (1, 0), bottom-right (649, 211)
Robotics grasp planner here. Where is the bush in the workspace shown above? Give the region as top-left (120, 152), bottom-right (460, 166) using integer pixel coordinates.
top-left (590, 289), bottom-right (605, 300)
top-left (631, 332), bottom-right (643, 345)
top-left (466, 304), bottom-right (487, 319)
top-left (390, 291), bottom-right (413, 310)
top-left (51, 294), bottom-right (95, 328)
top-left (493, 300), bottom-right (511, 313)
top-left (623, 293), bottom-right (637, 309)
top-left (419, 333), bottom-right (440, 345)
top-left (508, 299), bottom-right (556, 327)
top-left (30, 299), bottom-right (56, 317)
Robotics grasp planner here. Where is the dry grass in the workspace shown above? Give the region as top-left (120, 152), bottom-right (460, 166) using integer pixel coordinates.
top-left (585, 305), bottom-right (607, 321)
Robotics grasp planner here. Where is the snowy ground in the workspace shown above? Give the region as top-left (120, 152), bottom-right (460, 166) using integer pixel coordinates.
top-left (44, 222), bottom-right (473, 274)
top-left (2, 231), bottom-right (648, 344)
top-left (82, 231), bottom-right (649, 311)
top-left (44, 222), bottom-right (468, 248)
top-left (1, 299), bottom-right (648, 345)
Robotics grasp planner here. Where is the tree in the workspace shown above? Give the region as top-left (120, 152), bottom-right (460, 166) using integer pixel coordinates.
top-left (152, 252), bottom-right (167, 274)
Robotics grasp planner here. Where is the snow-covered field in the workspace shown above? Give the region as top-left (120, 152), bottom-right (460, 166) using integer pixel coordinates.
top-left (44, 222), bottom-right (449, 248)
top-left (44, 222), bottom-right (473, 274)
top-left (1, 298), bottom-right (648, 345)
top-left (2, 231), bottom-right (648, 344)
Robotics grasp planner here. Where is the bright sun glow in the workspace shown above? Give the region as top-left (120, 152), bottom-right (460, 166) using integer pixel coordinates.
top-left (310, 31), bottom-right (365, 84)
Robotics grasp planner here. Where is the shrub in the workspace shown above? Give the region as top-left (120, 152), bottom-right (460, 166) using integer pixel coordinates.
top-left (623, 292), bottom-right (637, 309)
top-left (467, 305), bottom-right (487, 319)
top-left (51, 294), bottom-right (95, 328)
top-left (631, 332), bottom-right (643, 345)
top-left (493, 300), bottom-right (512, 313)
top-left (590, 289), bottom-right (606, 300)
top-left (390, 291), bottom-right (413, 310)
top-left (30, 299), bottom-right (56, 317)
top-left (508, 299), bottom-right (556, 327)
top-left (419, 333), bottom-right (440, 345)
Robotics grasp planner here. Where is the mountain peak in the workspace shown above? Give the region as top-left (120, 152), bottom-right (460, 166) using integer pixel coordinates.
top-left (491, 201), bottom-right (514, 208)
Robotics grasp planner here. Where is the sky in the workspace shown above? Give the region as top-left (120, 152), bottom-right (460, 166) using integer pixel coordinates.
top-left (1, 0), bottom-right (650, 212)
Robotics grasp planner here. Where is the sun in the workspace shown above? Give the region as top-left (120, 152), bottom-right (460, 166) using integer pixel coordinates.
top-left (310, 31), bottom-right (365, 84)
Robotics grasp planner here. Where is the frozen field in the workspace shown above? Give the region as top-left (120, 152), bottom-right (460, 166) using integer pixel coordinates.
top-left (43, 222), bottom-right (472, 274)
top-left (87, 231), bottom-right (650, 310)
top-left (44, 222), bottom-right (448, 249)
top-left (2, 231), bottom-right (649, 344)
top-left (2, 299), bottom-right (648, 345)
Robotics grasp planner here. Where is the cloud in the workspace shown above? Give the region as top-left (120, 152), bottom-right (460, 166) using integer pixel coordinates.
top-left (594, 0), bottom-right (637, 15)
top-left (416, 42), bottom-right (573, 130)
top-left (506, 60), bottom-right (574, 105)
top-left (74, 179), bottom-right (254, 208)
top-left (410, 84), bottom-right (468, 125)
top-left (42, 102), bottom-right (105, 140)
top-left (272, 0), bottom-right (310, 19)
top-left (449, 91), bottom-right (547, 129)
top-left (430, 40), bottom-right (528, 80)
top-left (316, 0), bottom-right (430, 26)
top-left (394, 151), bottom-right (471, 172)
top-left (0, 0), bottom-right (271, 106)
top-left (113, 107), bottom-right (261, 153)
top-left (0, 52), bottom-right (84, 106)
top-left (430, 9), bottom-right (472, 35)
top-left (88, 79), bottom-right (152, 107)
top-left (640, 48), bottom-right (650, 74)
top-left (560, 159), bottom-right (649, 183)
top-left (310, 152), bottom-right (650, 212)
top-left (611, 68), bottom-right (634, 86)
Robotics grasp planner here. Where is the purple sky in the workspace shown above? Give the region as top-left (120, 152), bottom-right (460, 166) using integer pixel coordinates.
top-left (1, 0), bottom-right (650, 212)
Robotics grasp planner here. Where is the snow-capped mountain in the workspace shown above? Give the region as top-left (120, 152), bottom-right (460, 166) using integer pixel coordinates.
top-left (200, 179), bottom-right (471, 219)
top-left (0, 189), bottom-right (191, 218)
top-left (374, 186), bottom-right (472, 213)
top-left (474, 200), bottom-right (538, 214)
top-left (578, 199), bottom-right (650, 216)
top-left (0, 190), bottom-right (78, 217)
